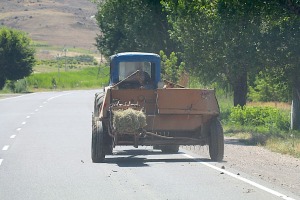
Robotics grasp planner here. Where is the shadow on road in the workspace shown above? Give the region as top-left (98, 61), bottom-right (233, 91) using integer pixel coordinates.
top-left (225, 137), bottom-right (260, 146)
top-left (103, 149), bottom-right (213, 167)
top-left (225, 138), bottom-right (247, 145)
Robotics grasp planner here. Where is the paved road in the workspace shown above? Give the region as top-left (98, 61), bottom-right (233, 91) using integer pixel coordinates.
top-left (0, 90), bottom-right (298, 200)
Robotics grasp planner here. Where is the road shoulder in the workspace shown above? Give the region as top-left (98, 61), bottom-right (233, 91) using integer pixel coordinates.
top-left (182, 137), bottom-right (300, 197)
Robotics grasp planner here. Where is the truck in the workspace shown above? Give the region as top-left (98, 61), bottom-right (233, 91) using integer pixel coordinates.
top-left (92, 52), bottom-right (224, 162)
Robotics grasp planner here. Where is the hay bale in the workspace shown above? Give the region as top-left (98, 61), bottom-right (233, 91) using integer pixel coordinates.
top-left (113, 108), bottom-right (147, 133)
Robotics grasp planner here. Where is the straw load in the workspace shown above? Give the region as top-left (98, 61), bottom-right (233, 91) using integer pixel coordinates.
top-left (112, 108), bottom-right (147, 133)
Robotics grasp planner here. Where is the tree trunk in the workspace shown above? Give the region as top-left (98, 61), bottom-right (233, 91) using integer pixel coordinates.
top-left (0, 76), bottom-right (6, 90)
top-left (233, 71), bottom-right (247, 107)
top-left (291, 86), bottom-right (300, 130)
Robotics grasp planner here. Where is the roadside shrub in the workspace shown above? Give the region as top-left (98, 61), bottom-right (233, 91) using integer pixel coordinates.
top-left (229, 105), bottom-right (290, 133)
top-left (4, 80), bottom-right (15, 92)
top-left (3, 79), bottom-right (28, 93)
top-left (35, 55), bottom-right (98, 70)
top-left (248, 69), bottom-right (290, 102)
top-left (75, 55), bottom-right (95, 63)
top-left (14, 79), bottom-right (28, 93)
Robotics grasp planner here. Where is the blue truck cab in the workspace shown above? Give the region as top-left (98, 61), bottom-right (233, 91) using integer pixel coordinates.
top-left (109, 52), bottom-right (161, 89)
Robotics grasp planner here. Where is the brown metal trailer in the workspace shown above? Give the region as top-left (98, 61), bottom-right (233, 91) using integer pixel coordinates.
top-left (91, 52), bottom-right (224, 163)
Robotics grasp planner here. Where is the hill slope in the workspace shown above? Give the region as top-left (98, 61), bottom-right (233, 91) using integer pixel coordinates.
top-left (0, 0), bottom-right (100, 58)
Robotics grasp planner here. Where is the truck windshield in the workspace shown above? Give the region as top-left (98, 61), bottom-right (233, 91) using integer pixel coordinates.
top-left (119, 61), bottom-right (152, 81)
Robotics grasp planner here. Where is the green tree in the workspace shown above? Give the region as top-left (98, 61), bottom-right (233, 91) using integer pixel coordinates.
top-left (0, 27), bottom-right (35, 89)
top-left (162, 0), bottom-right (268, 106)
top-left (160, 50), bottom-right (185, 84)
top-left (162, 0), bottom-right (299, 109)
top-left (260, 1), bottom-right (300, 130)
top-left (95, 0), bottom-right (178, 57)
top-left (248, 68), bottom-right (290, 102)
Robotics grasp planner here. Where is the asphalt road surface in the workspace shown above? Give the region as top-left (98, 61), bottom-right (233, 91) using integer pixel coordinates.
top-left (0, 90), bottom-right (298, 200)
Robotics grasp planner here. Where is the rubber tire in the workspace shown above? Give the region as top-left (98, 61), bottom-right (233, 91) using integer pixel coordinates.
top-left (94, 93), bottom-right (104, 117)
top-left (209, 118), bottom-right (224, 161)
top-left (160, 145), bottom-right (180, 153)
top-left (91, 120), bottom-right (105, 163)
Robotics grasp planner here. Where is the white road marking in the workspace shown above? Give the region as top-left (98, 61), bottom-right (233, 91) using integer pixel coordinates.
top-left (47, 92), bottom-right (73, 101)
top-left (16, 128), bottom-right (21, 131)
top-left (0, 159), bottom-right (3, 166)
top-left (183, 154), bottom-right (295, 200)
top-left (26, 116), bottom-right (30, 119)
top-left (39, 105), bottom-right (43, 108)
top-left (35, 109), bottom-right (39, 112)
top-left (10, 135), bottom-right (16, 139)
top-left (0, 93), bottom-right (36, 101)
top-left (2, 145), bottom-right (9, 151)
top-left (22, 121), bottom-right (26, 125)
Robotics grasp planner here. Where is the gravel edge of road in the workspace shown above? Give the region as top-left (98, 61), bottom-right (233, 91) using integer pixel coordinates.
top-left (182, 137), bottom-right (300, 197)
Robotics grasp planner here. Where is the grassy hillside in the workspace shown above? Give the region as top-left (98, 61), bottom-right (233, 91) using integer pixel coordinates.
top-left (0, 0), bottom-right (100, 59)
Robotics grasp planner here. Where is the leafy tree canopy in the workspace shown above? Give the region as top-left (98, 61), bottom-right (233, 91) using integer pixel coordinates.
top-left (95, 0), bottom-right (178, 57)
top-left (161, 0), bottom-right (299, 106)
top-left (249, 68), bottom-right (290, 102)
top-left (0, 27), bottom-right (35, 89)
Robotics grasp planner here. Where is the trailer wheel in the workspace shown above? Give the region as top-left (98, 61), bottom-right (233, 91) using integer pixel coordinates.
top-left (91, 120), bottom-right (106, 163)
top-left (161, 145), bottom-right (180, 153)
top-left (94, 93), bottom-right (104, 117)
top-left (209, 118), bottom-right (224, 161)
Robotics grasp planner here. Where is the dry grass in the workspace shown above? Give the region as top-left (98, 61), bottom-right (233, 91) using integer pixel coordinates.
top-left (226, 132), bottom-right (300, 158)
top-left (247, 101), bottom-right (291, 111)
top-left (113, 108), bottom-right (147, 133)
top-left (266, 137), bottom-right (300, 158)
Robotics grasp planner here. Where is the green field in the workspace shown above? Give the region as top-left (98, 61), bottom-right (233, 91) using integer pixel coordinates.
top-left (26, 66), bottom-right (109, 91)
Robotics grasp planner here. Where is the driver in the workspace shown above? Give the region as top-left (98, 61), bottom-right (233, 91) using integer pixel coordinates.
top-left (124, 62), bottom-right (152, 88)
